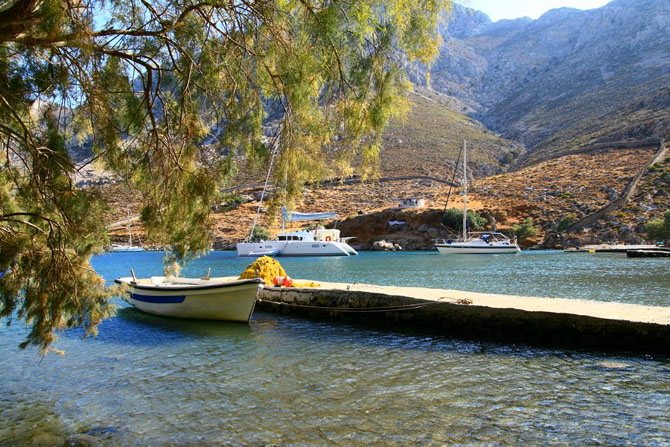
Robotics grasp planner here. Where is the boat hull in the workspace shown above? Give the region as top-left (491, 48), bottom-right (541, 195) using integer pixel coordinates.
top-left (109, 246), bottom-right (145, 252)
top-left (435, 244), bottom-right (521, 254)
top-left (237, 241), bottom-right (357, 257)
top-left (117, 278), bottom-right (263, 322)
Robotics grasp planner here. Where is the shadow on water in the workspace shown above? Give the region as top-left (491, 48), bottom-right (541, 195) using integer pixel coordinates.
top-left (250, 309), bottom-right (571, 359)
top-left (60, 306), bottom-right (255, 348)
top-left (252, 309), bottom-right (670, 364)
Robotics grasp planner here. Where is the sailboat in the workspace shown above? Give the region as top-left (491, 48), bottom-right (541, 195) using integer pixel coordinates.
top-left (236, 207), bottom-right (358, 257)
top-left (434, 141), bottom-right (520, 254)
top-left (109, 205), bottom-right (145, 252)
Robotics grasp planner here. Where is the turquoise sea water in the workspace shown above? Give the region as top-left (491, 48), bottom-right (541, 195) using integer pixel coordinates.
top-left (1, 251), bottom-right (670, 446)
top-left (97, 250), bottom-right (670, 305)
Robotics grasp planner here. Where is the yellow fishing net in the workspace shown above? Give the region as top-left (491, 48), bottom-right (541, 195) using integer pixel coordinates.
top-left (238, 256), bottom-right (287, 285)
top-left (237, 256), bottom-right (320, 287)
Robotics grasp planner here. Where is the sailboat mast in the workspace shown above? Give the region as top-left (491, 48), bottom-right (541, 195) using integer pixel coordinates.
top-left (462, 140), bottom-right (467, 242)
top-left (126, 204), bottom-right (132, 246)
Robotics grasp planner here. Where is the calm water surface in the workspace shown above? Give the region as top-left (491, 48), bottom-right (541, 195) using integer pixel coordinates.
top-left (1, 251), bottom-right (669, 446)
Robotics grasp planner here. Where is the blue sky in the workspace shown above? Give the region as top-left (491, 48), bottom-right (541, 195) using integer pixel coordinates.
top-left (456, 0), bottom-right (612, 21)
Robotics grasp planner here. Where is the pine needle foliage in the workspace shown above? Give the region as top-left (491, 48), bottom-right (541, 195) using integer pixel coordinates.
top-left (0, 0), bottom-right (450, 352)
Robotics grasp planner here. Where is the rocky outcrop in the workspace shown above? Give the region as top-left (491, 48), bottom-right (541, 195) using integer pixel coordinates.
top-left (372, 240), bottom-right (401, 251)
top-left (338, 208), bottom-right (445, 250)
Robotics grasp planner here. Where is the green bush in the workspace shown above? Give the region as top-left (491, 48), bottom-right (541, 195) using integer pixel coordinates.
top-left (217, 193), bottom-right (250, 212)
top-left (511, 218), bottom-right (539, 243)
top-left (441, 208), bottom-right (488, 232)
top-left (553, 213), bottom-right (577, 233)
top-left (647, 211), bottom-right (670, 241)
top-left (251, 225), bottom-right (271, 241)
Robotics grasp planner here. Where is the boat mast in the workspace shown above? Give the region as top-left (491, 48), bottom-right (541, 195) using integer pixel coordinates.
top-left (249, 137), bottom-right (280, 240)
top-left (126, 204), bottom-right (132, 246)
top-left (462, 140), bottom-right (467, 242)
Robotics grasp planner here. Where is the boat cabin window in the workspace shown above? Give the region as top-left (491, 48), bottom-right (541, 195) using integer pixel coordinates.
top-left (279, 235), bottom-right (302, 241)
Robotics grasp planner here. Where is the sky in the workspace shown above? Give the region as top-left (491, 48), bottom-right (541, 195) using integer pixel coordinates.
top-left (456, 0), bottom-right (612, 21)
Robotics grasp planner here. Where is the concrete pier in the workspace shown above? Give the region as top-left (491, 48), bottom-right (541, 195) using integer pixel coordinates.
top-left (565, 244), bottom-right (662, 253)
top-left (257, 282), bottom-right (670, 354)
top-left (627, 249), bottom-right (670, 258)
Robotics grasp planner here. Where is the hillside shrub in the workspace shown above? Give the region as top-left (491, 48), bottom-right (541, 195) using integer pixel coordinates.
top-left (251, 225), bottom-right (271, 241)
top-left (217, 193), bottom-right (250, 212)
top-left (511, 218), bottom-right (539, 244)
top-left (553, 213), bottom-right (577, 233)
top-left (442, 208), bottom-right (488, 232)
top-left (647, 211), bottom-right (670, 241)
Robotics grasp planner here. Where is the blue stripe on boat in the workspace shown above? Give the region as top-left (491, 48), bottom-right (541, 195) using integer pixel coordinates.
top-left (130, 293), bottom-right (186, 304)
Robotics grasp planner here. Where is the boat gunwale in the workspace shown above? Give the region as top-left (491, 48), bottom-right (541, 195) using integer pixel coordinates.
top-left (115, 277), bottom-right (264, 292)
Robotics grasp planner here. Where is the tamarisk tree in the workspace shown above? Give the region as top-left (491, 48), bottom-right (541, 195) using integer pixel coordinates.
top-left (0, 0), bottom-right (448, 352)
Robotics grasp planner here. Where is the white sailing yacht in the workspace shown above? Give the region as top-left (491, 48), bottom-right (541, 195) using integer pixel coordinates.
top-left (434, 141), bottom-right (520, 254)
top-left (236, 208), bottom-right (358, 257)
top-left (109, 205), bottom-right (144, 252)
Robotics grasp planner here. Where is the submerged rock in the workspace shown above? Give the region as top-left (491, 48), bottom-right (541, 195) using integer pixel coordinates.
top-left (62, 434), bottom-right (100, 447)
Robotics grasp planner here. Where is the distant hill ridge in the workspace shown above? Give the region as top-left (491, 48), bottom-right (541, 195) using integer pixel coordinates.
top-left (419, 0), bottom-right (670, 165)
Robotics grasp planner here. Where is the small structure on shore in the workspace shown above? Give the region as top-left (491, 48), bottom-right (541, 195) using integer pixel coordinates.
top-left (399, 197), bottom-right (425, 209)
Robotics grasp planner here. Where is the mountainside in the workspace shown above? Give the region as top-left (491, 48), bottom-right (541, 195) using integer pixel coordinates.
top-left (422, 0), bottom-right (670, 164)
top-left (100, 0), bottom-right (670, 249)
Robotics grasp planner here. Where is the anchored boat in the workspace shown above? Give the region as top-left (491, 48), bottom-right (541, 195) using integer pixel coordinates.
top-left (435, 231), bottom-right (520, 254)
top-left (115, 275), bottom-right (264, 322)
top-left (237, 208), bottom-right (358, 257)
top-left (434, 140), bottom-right (520, 254)
top-left (109, 205), bottom-right (144, 252)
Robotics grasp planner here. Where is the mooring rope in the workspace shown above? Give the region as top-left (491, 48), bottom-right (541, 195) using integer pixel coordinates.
top-left (256, 296), bottom-right (454, 313)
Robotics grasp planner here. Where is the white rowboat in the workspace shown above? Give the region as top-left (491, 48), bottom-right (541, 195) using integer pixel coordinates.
top-left (115, 276), bottom-right (264, 322)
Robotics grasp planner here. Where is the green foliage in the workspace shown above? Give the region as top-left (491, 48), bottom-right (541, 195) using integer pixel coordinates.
top-left (251, 226), bottom-right (272, 242)
top-left (0, 0), bottom-right (450, 352)
top-left (216, 193), bottom-right (249, 213)
top-left (511, 218), bottom-right (539, 244)
top-left (553, 213), bottom-right (578, 233)
top-left (647, 211), bottom-right (670, 241)
top-left (441, 208), bottom-right (488, 232)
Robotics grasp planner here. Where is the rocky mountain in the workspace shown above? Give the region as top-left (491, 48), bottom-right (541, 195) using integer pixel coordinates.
top-left (419, 0), bottom-right (670, 165)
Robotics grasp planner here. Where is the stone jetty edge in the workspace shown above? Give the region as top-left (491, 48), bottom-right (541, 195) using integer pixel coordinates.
top-left (257, 281), bottom-right (670, 354)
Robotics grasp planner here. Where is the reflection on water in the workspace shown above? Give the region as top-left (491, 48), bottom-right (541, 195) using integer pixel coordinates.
top-left (1, 251), bottom-right (670, 446)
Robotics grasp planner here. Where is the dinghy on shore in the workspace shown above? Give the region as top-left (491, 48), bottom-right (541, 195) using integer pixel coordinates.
top-left (115, 275), bottom-right (264, 322)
